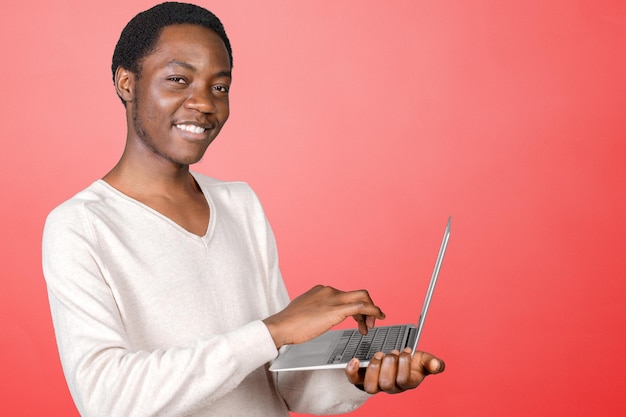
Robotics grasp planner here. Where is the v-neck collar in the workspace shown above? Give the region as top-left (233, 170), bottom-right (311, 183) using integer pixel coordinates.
top-left (96, 173), bottom-right (215, 241)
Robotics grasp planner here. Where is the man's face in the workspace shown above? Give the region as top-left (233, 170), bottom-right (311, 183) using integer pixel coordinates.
top-left (128, 24), bottom-right (231, 167)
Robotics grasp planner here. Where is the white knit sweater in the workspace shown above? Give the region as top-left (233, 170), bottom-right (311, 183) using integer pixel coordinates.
top-left (42, 173), bottom-right (368, 417)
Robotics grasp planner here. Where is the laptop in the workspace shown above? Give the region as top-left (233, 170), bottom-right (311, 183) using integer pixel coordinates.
top-left (269, 216), bottom-right (451, 372)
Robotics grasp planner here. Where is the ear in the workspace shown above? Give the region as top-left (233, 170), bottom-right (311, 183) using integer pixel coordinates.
top-left (114, 66), bottom-right (135, 103)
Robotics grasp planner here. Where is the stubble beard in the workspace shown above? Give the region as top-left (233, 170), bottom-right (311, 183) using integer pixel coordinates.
top-left (131, 94), bottom-right (198, 167)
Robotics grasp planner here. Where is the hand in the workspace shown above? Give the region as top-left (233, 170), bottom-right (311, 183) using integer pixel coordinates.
top-left (345, 348), bottom-right (445, 394)
top-left (263, 285), bottom-right (386, 348)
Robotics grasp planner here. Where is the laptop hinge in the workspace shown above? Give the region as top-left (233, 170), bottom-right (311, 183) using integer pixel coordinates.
top-left (407, 327), bottom-right (418, 352)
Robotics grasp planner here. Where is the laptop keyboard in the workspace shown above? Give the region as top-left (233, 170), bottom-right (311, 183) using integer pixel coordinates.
top-left (327, 325), bottom-right (407, 364)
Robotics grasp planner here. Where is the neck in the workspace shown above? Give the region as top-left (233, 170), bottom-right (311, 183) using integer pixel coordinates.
top-left (103, 153), bottom-right (200, 199)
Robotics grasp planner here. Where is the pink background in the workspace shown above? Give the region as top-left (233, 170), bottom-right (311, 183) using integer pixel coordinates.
top-left (2, 1), bottom-right (625, 416)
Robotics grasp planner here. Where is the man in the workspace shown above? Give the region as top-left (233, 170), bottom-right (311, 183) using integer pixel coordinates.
top-left (42, 3), bottom-right (444, 416)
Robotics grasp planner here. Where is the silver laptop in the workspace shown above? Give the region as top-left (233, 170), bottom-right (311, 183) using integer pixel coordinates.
top-left (269, 216), bottom-right (451, 372)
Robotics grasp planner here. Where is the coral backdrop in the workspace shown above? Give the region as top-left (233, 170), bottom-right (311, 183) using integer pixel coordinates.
top-left (1, 1), bottom-right (625, 416)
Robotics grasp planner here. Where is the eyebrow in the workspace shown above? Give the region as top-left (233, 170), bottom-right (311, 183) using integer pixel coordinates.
top-left (166, 60), bottom-right (231, 78)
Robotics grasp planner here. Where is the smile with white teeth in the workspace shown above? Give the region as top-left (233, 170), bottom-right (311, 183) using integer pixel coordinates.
top-left (176, 124), bottom-right (207, 134)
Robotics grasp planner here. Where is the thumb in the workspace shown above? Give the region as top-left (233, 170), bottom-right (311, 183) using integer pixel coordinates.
top-left (426, 356), bottom-right (445, 374)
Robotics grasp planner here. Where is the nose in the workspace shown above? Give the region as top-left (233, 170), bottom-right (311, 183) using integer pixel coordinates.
top-left (184, 87), bottom-right (217, 114)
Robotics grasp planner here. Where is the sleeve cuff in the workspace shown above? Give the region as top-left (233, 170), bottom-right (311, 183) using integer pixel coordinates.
top-left (224, 320), bottom-right (278, 372)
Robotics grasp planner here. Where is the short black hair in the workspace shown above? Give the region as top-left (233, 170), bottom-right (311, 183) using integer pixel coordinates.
top-left (111, 2), bottom-right (232, 85)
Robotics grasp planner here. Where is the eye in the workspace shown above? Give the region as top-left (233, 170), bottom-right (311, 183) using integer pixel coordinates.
top-left (167, 76), bottom-right (187, 85)
top-left (212, 85), bottom-right (230, 94)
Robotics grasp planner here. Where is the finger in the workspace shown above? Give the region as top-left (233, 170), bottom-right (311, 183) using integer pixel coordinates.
top-left (358, 319), bottom-right (369, 335)
top-left (354, 314), bottom-right (381, 335)
top-left (345, 358), bottom-right (363, 385)
top-left (342, 289), bottom-right (373, 303)
top-left (352, 314), bottom-right (368, 335)
top-left (344, 303), bottom-right (385, 321)
top-left (378, 351), bottom-right (402, 393)
top-left (341, 290), bottom-right (386, 319)
top-left (395, 349), bottom-right (414, 389)
top-left (363, 352), bottom-right (384, 394)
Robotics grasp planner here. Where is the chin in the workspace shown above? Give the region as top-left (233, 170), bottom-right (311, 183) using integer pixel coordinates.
top-left (172, 143), bottom-right (213, 166)
top-left (171, 155), bottom-right (205, 167)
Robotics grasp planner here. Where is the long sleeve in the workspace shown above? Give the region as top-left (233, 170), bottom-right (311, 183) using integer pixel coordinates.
top-left (42, 195), bottom-right (282, 417)
top-left (42, 178), bottom-right (290, 417)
